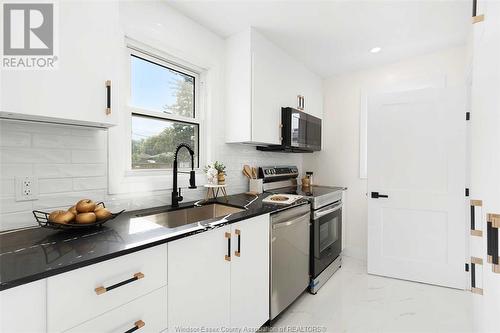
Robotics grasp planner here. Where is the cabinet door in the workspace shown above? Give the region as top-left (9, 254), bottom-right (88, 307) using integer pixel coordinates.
top-left (0, 280), bottom-right (46, 333)
top-left (251, 32), bottom-right (287, 145)
top-left (168, 227), bottom-right (231, 330)
top-left (251, 51), bottom-right (282, 145)
top-left (1, 1), bottom-right (120, 127)
top-left (230, 214), bottom-right (270, 329)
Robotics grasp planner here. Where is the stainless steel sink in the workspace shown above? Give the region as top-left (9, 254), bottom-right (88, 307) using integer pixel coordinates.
top-left (136, 203), bottom-right (244, 229)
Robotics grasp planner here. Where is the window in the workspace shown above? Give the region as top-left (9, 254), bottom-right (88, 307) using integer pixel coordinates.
top-left (129, 49), bottom-right (200, 170)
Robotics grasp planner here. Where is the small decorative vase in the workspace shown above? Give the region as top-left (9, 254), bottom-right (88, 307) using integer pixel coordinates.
top-left (206, 167), bottom-right (218, 185)
top-left (218, 173), bottom-right (225, 185)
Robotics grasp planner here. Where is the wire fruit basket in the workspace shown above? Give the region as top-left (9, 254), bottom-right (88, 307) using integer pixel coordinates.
top-left (33, 202), bottom-right (125, 230)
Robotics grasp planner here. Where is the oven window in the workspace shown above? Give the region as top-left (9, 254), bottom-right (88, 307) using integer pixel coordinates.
top-left (319, 217), bottom-right (339, 253)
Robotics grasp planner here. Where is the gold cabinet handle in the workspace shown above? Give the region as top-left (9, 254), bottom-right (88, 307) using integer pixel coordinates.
top-left (124, 320), bottom-right (145, 333)
top-left (234, 229), bottom-right (241, 257)
top-left (95, 272), bottom-right (144, 295)
top-left (225, 232), bottom-right (231, 261)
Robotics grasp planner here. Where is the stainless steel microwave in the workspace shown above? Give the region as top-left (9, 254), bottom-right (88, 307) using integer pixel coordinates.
top-left (256, 107), bottom-right (321, 153)
top-left (281, 107), bottom-right (321, 152)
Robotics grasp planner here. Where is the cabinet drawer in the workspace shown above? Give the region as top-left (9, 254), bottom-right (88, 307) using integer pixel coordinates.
top-left (48, 244), bottom-right (167, 333)
top-left (65, 286), bottom-right (167, 333)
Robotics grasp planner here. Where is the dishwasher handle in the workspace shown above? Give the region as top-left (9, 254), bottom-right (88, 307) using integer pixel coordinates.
top-left (272, 212), bottom-right (310, 230)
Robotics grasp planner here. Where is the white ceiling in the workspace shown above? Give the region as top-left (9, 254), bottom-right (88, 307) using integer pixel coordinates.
top-left (166, 1), bottom-right (470, 78)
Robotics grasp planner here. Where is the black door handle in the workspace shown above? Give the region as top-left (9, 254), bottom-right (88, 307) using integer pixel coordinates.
top-left (371, 192), bottom-right (389, 199)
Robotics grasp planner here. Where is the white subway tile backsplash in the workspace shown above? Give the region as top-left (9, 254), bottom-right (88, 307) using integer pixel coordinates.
top-left (73, 177), bottom-right (107, 191)
top-left (0, 211), bottom-right (37, 230)
top-left (33, 190), bottom-right (106, 210)
top-left (0, 197), bottom-right (33, 214)
top-left (39, 178), bottom-right (73, 194)
top-left (32, 133), bottom-right (103, 149)
top-left (1, 148), bottom-right (71, 164)
top-left (0, 131), bottom-right (31, 147)
top-left (0, 120), bottom-right (109, 230)
top-left (0, 179), bottom-right (15, 197)
top-left (34, 164), bottom-right (106, 178)
top-left (71, 150), bottom-right (106, 163)
top-left (0, 164), bottom-right (34, 179)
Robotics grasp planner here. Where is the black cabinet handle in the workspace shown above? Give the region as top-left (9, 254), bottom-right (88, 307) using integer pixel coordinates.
top-left (235, 229), bottom-right (241, 257)
top-left (225, 232), bottom-right (231, 261)
top-left (124, 320), bottom-right (145, 333)
top-left (95, 272), bottom-right (144, 295)
top-left (487, 214), bottom-right (500, 266)
top-left (106, 80), bottom-right (111, 115)
top-left (371, 192), bottom-right (389, 199)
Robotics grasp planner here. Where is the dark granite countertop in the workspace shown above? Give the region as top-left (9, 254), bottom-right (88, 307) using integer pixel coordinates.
top-left (0, 192), bottom-right (309, 291)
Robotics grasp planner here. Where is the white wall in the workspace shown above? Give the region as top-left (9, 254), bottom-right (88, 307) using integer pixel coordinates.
top-left (0, 1), bottom-right (304, 231)
top-left (304, 46), bottom-right (467, 260)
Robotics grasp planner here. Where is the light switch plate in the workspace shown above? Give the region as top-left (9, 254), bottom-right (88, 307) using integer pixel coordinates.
top-left (15, 176), bottom-right (38, 201)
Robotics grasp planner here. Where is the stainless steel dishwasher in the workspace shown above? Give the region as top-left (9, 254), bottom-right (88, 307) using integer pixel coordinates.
top-left (270, 203), bottom-right (311, 321)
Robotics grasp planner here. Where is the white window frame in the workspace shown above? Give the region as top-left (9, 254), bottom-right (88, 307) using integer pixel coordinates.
top-left (125, 45), bottom-right (205, 175)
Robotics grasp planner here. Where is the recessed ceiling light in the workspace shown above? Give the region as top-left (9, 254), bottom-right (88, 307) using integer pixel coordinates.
top-left (370, 47), bottom-right (382, 53)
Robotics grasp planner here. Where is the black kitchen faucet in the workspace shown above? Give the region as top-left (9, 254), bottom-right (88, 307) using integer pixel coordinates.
top-left (171, 143), bottom-right (197, 207)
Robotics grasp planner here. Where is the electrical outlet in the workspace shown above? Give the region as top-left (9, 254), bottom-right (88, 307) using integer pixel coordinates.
top-left (15, 176), bottom-right (38, 201)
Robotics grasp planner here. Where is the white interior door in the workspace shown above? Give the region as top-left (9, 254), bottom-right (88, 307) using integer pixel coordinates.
top-left (367, 87), bottom-right (467, 289)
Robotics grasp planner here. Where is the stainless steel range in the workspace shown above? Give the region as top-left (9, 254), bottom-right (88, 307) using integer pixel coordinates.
top-left (260, 166), bottom-right (345, 296)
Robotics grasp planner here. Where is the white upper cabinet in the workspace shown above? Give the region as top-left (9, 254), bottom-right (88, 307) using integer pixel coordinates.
top-left (225, 27), bottom-right (323, 145)
top-left (0, 1), bottom-right (121, 127)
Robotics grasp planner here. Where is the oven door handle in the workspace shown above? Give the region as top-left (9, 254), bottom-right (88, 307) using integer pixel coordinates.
top-left (272, 213), bottom-right (310, 230)
top-left (314, 203), bottom-right (342, 219)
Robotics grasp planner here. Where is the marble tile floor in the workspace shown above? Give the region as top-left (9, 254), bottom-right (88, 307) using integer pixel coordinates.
top-left (272, 257), bottom-right (474, 333)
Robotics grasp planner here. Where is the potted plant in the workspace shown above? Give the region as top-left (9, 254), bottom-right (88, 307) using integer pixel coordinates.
top-left (214, 161), bottom-right (226, 185)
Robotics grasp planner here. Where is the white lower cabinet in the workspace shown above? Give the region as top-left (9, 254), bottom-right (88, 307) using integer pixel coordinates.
top-left (47, 244), bottom-right (168, 333)
top-left (168, 214), bottom-right (270, 332)
top-left (65, 286), bottom-right (167, 333)
top-left (230, 216), bottom-right (270, 329)
top-left (0, 280), bottom-right (46, 333)
top-left (168, 225), bottom-right (231, 330)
